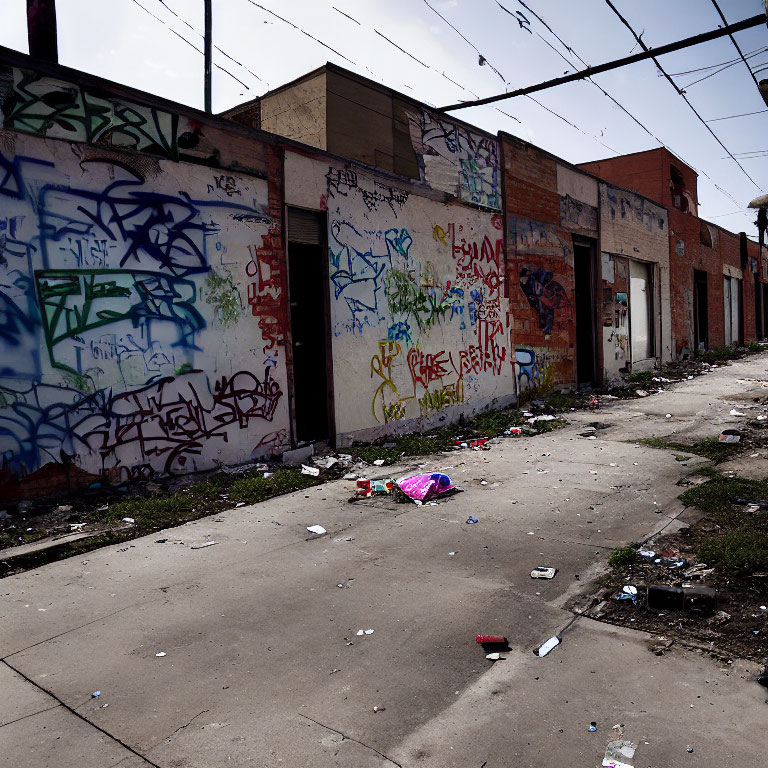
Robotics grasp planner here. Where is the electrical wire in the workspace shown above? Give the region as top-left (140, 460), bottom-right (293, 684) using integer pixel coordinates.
top-left (241, 0), bottom-right (355, 65)
top-left (153, 0), bottom-right (265, 85)
top-left (706, 108), bottom-right (768, 122)
top-left (127, 0), bottom-right (258, 94)
top-left (421, 0), bottom-right (506, 84)
top-left (602, 0), bottom-right (763, 192)
top-left (495, 1), bottom-right (682, 159)
top-left (411, 0), bottom-right (623, 154)
top-left (493, 0), bottom-right (745, 208)
top-left (710, 0), bottom-right (760, 88)
top-left (667, 46), bottom-right (767, 76)
top-left (681, 47), bottom-right (768, 89)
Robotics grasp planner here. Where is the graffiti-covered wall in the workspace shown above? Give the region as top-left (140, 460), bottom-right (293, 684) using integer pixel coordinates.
top-left (598, 183), bottom-right (671, 378)
top-left (0, 124), bottom-right (290, 499)
top-left (286, 152), bottom-right (514, 442)
top-left (406, 109), bottom-right (501, 211)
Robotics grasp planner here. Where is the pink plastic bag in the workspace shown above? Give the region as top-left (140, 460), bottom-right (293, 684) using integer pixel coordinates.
top-left (397, 473), bottom-right (454, 502)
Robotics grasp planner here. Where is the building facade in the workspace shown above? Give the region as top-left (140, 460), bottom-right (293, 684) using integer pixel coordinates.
top-left (0, 51), bottom-right (761, 498)
top-left (579, 148), bottom-right (764, 357)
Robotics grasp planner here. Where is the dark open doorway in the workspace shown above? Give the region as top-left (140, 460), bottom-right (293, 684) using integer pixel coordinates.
top-left (573, 238), bottom-right (597, 386)
top-left (286, 208), bottom-right (332, 445)
top-left (693, 269), bottom-right (708, 353)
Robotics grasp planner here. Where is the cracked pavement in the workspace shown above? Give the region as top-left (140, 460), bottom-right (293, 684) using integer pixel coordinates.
top-left (3, 355), bottom-right (768, 767)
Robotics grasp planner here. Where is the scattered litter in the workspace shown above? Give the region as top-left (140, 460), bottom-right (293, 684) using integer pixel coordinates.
top-left (91, 691), bottom-right (101, 698)
top-left (372, 706), bottom-right (385, 713)
top-left (686, 746), bottom-right (694, 753)
top-left (535, 635), bottom-right (560, 657)
top-left (448, 551), bottom-right (457, 556)
top-left (730, 409), bottom-right (746, 416)
top-left (301, 465), bottom-right (320, 476)
top-left (356, 629), bottom-right (374, 636)
top-left (527, 414), bottom-right (556, 423)
top-left (370, 459), bottom-right (386, 467)
top-left (329, 668), bottom-right (340, 675)
top-left (480, 480), bottom-right (488, 485)
top-left (370, 478), bottom-right (395, 495)
top-left (635, 389), bottom-right (649, 397)
top-left (337, 583), bottom-right (344, 589)
top-left (588, 722), bottom-right (597, 732)
top-left (718, 429), bottom-right (741, 443)
top-left (476, 635), bottom-right (506, 644)
top-left (665, 414), bottom-right (672, 418)
top-left (190, 541), bottom-right (218, 549)
top-left (466, 515), bottom-right (479, 524)
top-left (531, 567), bottom-right (557, 579)
top-left (614, 585), bottom-right (638, 604)
top-left (603, 738), bottom-right (637, 768)
top-left (70, 523), bottom-right (86, 531)
top-left (527, 531), bottom-right (535, 535)
top-left (121, 517), bottom-right (134, 524)
top-left (263, 472), bottom-right (273, 478)
top-left (485, 652), bottom-right (502, 660)
top-left (155, 652), bottom-right (166, 657)
top-left (398, 473), bottom-right (455, 502)
top-left (647, 637), bottom-right (674, 656)
top-left (646, 584), bottom-right (717, 611)
top-left (235, 502), bottom-right (246, 507)
top-left (306, 525), bottom-right (327, 535)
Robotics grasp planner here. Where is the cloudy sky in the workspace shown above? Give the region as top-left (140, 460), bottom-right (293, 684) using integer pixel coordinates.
top-left (2, 0), bottom-right (766, 235)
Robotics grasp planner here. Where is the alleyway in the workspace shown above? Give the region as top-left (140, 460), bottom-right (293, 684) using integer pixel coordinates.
top-left (3, 356), bottom-right (768, 768)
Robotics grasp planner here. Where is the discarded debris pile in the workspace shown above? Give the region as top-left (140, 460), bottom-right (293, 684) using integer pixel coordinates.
top-left (590, 535), bottom-right (768, 660)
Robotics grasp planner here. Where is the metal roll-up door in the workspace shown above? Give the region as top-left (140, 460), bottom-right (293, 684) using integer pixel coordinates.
top-left (287, 208), bottom-right (323, 245)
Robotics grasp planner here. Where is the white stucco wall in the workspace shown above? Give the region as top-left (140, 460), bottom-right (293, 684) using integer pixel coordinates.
top-left (0, 130), bottom-right (290, 485)
top-left (285, 152), bottom-right (515, 443)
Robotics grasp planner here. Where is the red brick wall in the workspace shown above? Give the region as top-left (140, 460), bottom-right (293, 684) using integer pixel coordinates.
top-left (503, 135), bottom-right (576, 389)
top-left (578, 149), bottom-right (666, 207)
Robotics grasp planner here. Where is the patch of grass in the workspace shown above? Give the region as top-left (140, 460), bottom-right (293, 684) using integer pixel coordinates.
top-left (609, 545), bottom-right (641, 568)
top-left (103, 470), bottom-right (321, 531)
top-left (679, 475), bottom-right (768, 528)
top-left (544, 391), bottom-right (583, 410)
top-left (230, 468), bottom-right (320, 504)
top-left (698, 529), bottom-right (768, 571)
top-left (638, 436), bottom-right (738, 464)
top-left (625, 370), bottom-right (656, 386)
top-left (351, 405), bottom-right (566, 465)
top-left (698, 345), bottom-right (744, 364)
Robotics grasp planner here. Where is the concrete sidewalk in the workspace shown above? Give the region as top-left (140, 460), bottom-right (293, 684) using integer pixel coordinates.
top-left (3, 355), bottom-right (768, 767)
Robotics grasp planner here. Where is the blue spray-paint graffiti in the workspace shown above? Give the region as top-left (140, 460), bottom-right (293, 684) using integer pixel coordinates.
top-left (519, 267), bottom-right (569, 335)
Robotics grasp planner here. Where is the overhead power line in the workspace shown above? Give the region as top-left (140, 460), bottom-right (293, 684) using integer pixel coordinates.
top-left (127, 0), bottom-right (257, 93)
top-left (711, 0), bottom-right (761, 88)
top-left (668, 45), bottom-right (768, 76)
top-left (495, 1), bottom-right (671, 155)
top-left (600, 1), bottom-right (762, 191)
top-left (706, 108), bottom-right (768, 122)
top-left (421, 0), bottom-right (506, 83)
top-left (417, 0), bottom-right (620, 153)
top-left (438, 12), bottom-right (765, 111)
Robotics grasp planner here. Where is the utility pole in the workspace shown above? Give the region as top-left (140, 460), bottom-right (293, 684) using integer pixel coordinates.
top-left (204, 0), bottom-right (212, 113)
top-left (26, 0), bottom-right (58, 63)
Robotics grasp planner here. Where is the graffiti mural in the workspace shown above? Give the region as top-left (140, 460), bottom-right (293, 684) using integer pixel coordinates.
top-left (1, 68), bottom-right (202, 160)
top-left (315, 155), bottom-right (513, 436)
top-left (0, 127), bottom-right (288, 497)
top-left (406, 109), bottom-right (501, 210)
top-left (519, 267), bottom-right (570, 335)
